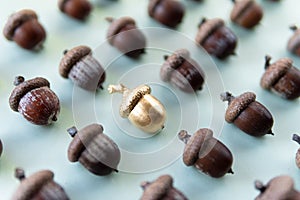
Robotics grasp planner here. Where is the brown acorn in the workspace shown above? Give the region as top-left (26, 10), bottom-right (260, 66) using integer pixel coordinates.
top-left (67, 123), bottom-right (121, 176)
top-left (148, 0), bottom-right (185, 28)
top-left (59, 45), bottom-right (106, 91)
top-left (9, 76), bottom-right (60, 125)
top-left (255, 175), bottom-right (300, 200)
top-left (58, 0), bottom-right (92, 21)
top-left (160, 49), bottom-right (205, 93)
top-left (261, 55), bottom-right (300, 100)
top-left (230, 0), bottom-right (263, 29)
top-left (0, 139), bottom-right (2, 158)
top-left (220, 91), bottom-right (274, 137)
top-left (195, 18), bottom-right (238, 59)
top-left (292, 134), bottom-right (300, 169)
top-left (178, 128), bottom-right (233, 178)
top-left (287, 25), bottom-right (300, 57)
top-left (140, 175), bottom-right (188, 200)
top-left (106, 16), bottom-right (146, 58)
top-left (11, 168), bottom-right (69, 200)
top-left (3, 9), bottom-right (46, 50)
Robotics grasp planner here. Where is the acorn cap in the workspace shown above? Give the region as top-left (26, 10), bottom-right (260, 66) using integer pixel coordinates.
top-left (141, 175), bottom-right (173, 200)
top-left (195, 18), bottom-right (224, 45)
top-left (287, 29), bottom-right (300, 53)
top-left (59, 45), bottom-right (91, 78)
top-left (230, 0), bottom-right (254, 21)
top-left (106, 16), bottom-right (136, 44)
top-left (260, 58), bottom-right (292, 89)
top-left (148, 0), bottom-right (163, 17)
top-left (9, 77), bottom-right (50, 112)
top-left (3, 9), bottom-right (38, 41)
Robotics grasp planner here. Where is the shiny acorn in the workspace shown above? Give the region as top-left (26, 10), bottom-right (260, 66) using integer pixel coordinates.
top-left (9, 76), bottom-right (60, 125)
top-left (255, 175), bottom-right (300, 200)
top-left (287, 25), bottom-right (300, 56)
top-left (67, 123), bottom-right (120, 176)
top-left (148, 0), bottom-right (185, 28)
top-left (292, 134), bottom-right (300, 169)
top-left (261, 55), bottom-right (300, 100)
top-left (230, 0), bottom-right (263, 29)
top-left (59, 45), bottom-right (106, 91)
top-left (160, 49), bottom-right (205, 93)
top-left (195, 18), bottom-right (238, 59)
top-left (106, 16), bottom-right (146, 58)
top-left (108, 84), bottom-right (166, 134)
top-left (221, 91), bottom-right (274, 137)
top-left (58, 0), bottom-right (92, 21)
top-left (12, 168), bottom-right (69, 200)
top-left (178, 128), bottom-right (233, 178)
top-left (140, 175), bottom-right (188, 200)
top-left (3, 9), bottom-right (46, 50)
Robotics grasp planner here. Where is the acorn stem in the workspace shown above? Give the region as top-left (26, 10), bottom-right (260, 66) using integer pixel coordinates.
top-left (265, 55), bottom-right (272, 69)
top-left (164, 55), bottom-right (169, 60)
top-left (178, 130), bottom-right (191, 144)
top-left (63, 49), bottom-right (68, 55)
top-left (108, 84), bottom-right (127, 94)
top-left (67, 126), bottom-right (78, 137)
top-left (198, 18), bottom-right (207, 28)
top-left (220, 92), bottom-right (235, 104)
top-left (140, 181), bottom-right (150, 190)
top-left (14, 76), bottom-right (25, 86)
top-left (15, 168), bottom-right (26, 181)
top-left (292, 134), bottom-right (300, 145)
top-left (255, 180), bottom-right (266, 193)
top-left (290, 25), bottom-right (298, 31)
top-left (105, 17), bottom-right (114, 23)
top-left (228, 168), bottom-right (234, 174)
top-left (268, 130), bottom-right (274, 136)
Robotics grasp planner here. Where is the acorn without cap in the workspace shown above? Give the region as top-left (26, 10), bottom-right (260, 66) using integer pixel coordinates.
top-left (106, 16), bottom-right (146, 58)
top-left (195, 18), bottom-right (238, 59)
top-left (108, 84), bottom-right (166, 134)
top-left (220, 91), bottom-right (274, 137)
top-left (160, 49), bottom-right (205, 93)
top-left (11, 168), bottom-right (69, 200)
top-left (9, 76), bottom-right (60, 125)
top-left (59, 45), bottom-right (106, 91)
top-left (58, 0), bottom-right (92, 21)
top-left (178, 128), bottom-right (233, 178)
top-left (67, 123), bottom-right (120, 176)
top-left (261, 55), bottom-right (300, 100)
top-left (3, 9), bottom-right (46, 50)
top-left (140, 175), bottom-right (188, 200)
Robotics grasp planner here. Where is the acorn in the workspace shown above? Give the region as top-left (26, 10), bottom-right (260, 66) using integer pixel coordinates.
top-left (11, 168), bottom-right (69, 200)
top-left (292, 134), bottom-right (300, 169)
top-left (58, 0), bottom-right (92, 21)
top-left (178, 128), bottom-right (233, 178)
top-left (106, 16), bottom-right (146, 58)
top-left (108, 84), bottom-right (166, 134)
top-left (0, 139), bottom-right (3, 158)
top-left (9, 76), bottom-right (60, 125)
top-left (59, 45), bottom-right (106, 91)
top-left (148, 0), bottom-right (185, 28)
top-left (140, 175), bottom-right (188, 200)
top-left (260, 55), bottom-right (300, 100)
top-left (160, 49), bottom-right (205, 93)
top-left (3, 9), bottom-right (46, 50)
top-left (287, 25), bottom-right (300, 57)
top-left (254, 175), bottom-right (300, 200)
top-left (220, 91), bottom-right (274, 137)
top-left (195, 18), bottom-right (238, 59)
top-left (67, 123), bottom-right (120, 176)
top-left (230, 0), bottom-right (263, 29)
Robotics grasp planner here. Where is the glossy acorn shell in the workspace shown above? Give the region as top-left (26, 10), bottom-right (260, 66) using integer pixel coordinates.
top-left (58, 0), bottom-right (92, 21)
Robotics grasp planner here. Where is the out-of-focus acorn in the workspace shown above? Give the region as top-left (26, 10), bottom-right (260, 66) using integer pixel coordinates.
top-left (0, 139), bottom-right (2, 158)
top-left (292, 134), bottom-right (300, 169)
top-left (287, 25), bottom-right (300, 57)
top-left (58, 0), bottom-right (92, 21)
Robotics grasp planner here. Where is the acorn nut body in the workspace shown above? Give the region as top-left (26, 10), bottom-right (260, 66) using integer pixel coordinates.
top-left (108, 84), bottom-right (166, 134)
top-left (58, 0), bottom-right (92, 21)
top-left (161, 49), bottom-right (205, 93)
top-left (221, 92), bottom-right (274, 137)
top-left (3, 9), bottom-right (46, 50)
top-left (178, 128), bottom-right (233, 178)
top-left (288, 26), bottom-right (300, 57)
top-left (12, 168), bottom-right (69, 200)
top-left (67, 124), bottom-right (120, 176)
top-left (9, 76), bottom-right (60, 125)
top-left (59, 45), bottom-right (106, 91)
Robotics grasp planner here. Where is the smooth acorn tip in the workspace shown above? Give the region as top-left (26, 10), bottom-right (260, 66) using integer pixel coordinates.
top-left (15, 168), bottom-right (26, 181)
top-left (220, 92), bottom-right (235, 104)
top-left (178, 130), bottom-right (191, 144)
top-left (14, 76), bottom-right (25, 86)
top-left (255, 180), bottom-right (267, 193)
top-left (228, 168), bottom-right (234, 174)
top-left (268, 130), bottom-right (274, 136)
top-left (265, 55), bottom-right (272, 69)
top-left (67, 126), bottom-right (78, 137)
top-left (292, 134), bottom-right (300, 145)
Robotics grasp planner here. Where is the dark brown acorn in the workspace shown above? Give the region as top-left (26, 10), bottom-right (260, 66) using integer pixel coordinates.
top-left (3, 9), bottom-right (46, 50)
top-left (261, 56), bottom-right (300, 100)
top-left (195, 18), bottom-right (238, 59)
top-left (255, 175), bottom-right (300, 200)
top-left (67, 123), bottom-right (121, 176)
top-left (106, 16), bottom-right (146, 58)
top-left (178, 128), bottom-right (233, 178)
top-left (9, 76), bottom-right (60, 125)
top-left (220, 91), bottom-right (274, 137)
top-left (140, 175), bottom-right (188, 200)
top-left (12, 168), bottom-right (69, 200)
top-left (58, 0), bottom-right (92, 21)
top-left (292, 134), bottom-right (300, 169)
top-left (230, 0), bottom-right (263, 29)
top-left (59, 45), bottom-right (106, 91)
top-left (148, 0), bottom-right (185, 28)
top-left (288, 25), bottom-right (300, 57)
top-left (0, 139), bottom-right (2, 158)
top-left (160, 49), bottom-right (205, 93)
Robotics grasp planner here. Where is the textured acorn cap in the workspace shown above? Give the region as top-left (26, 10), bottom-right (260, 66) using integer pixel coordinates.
top-left (230, 0), bottom-right (255, 21)
top-left (287, 29), bottom-right (300, 53)
top-left (3, 9), bottom-right (38, 41)
top-left (148, 0), bottom-right (163, 17)
top-left (9, 77), bottom-right (50, 112)
top-left (195, 18), bottom-right (224, 45)
top-left (260, 58), bottom-right (292, 89)
top-left (141, 175), bottom-right (173, 200)
top-left (59, 45), bottom-right (91, 78)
